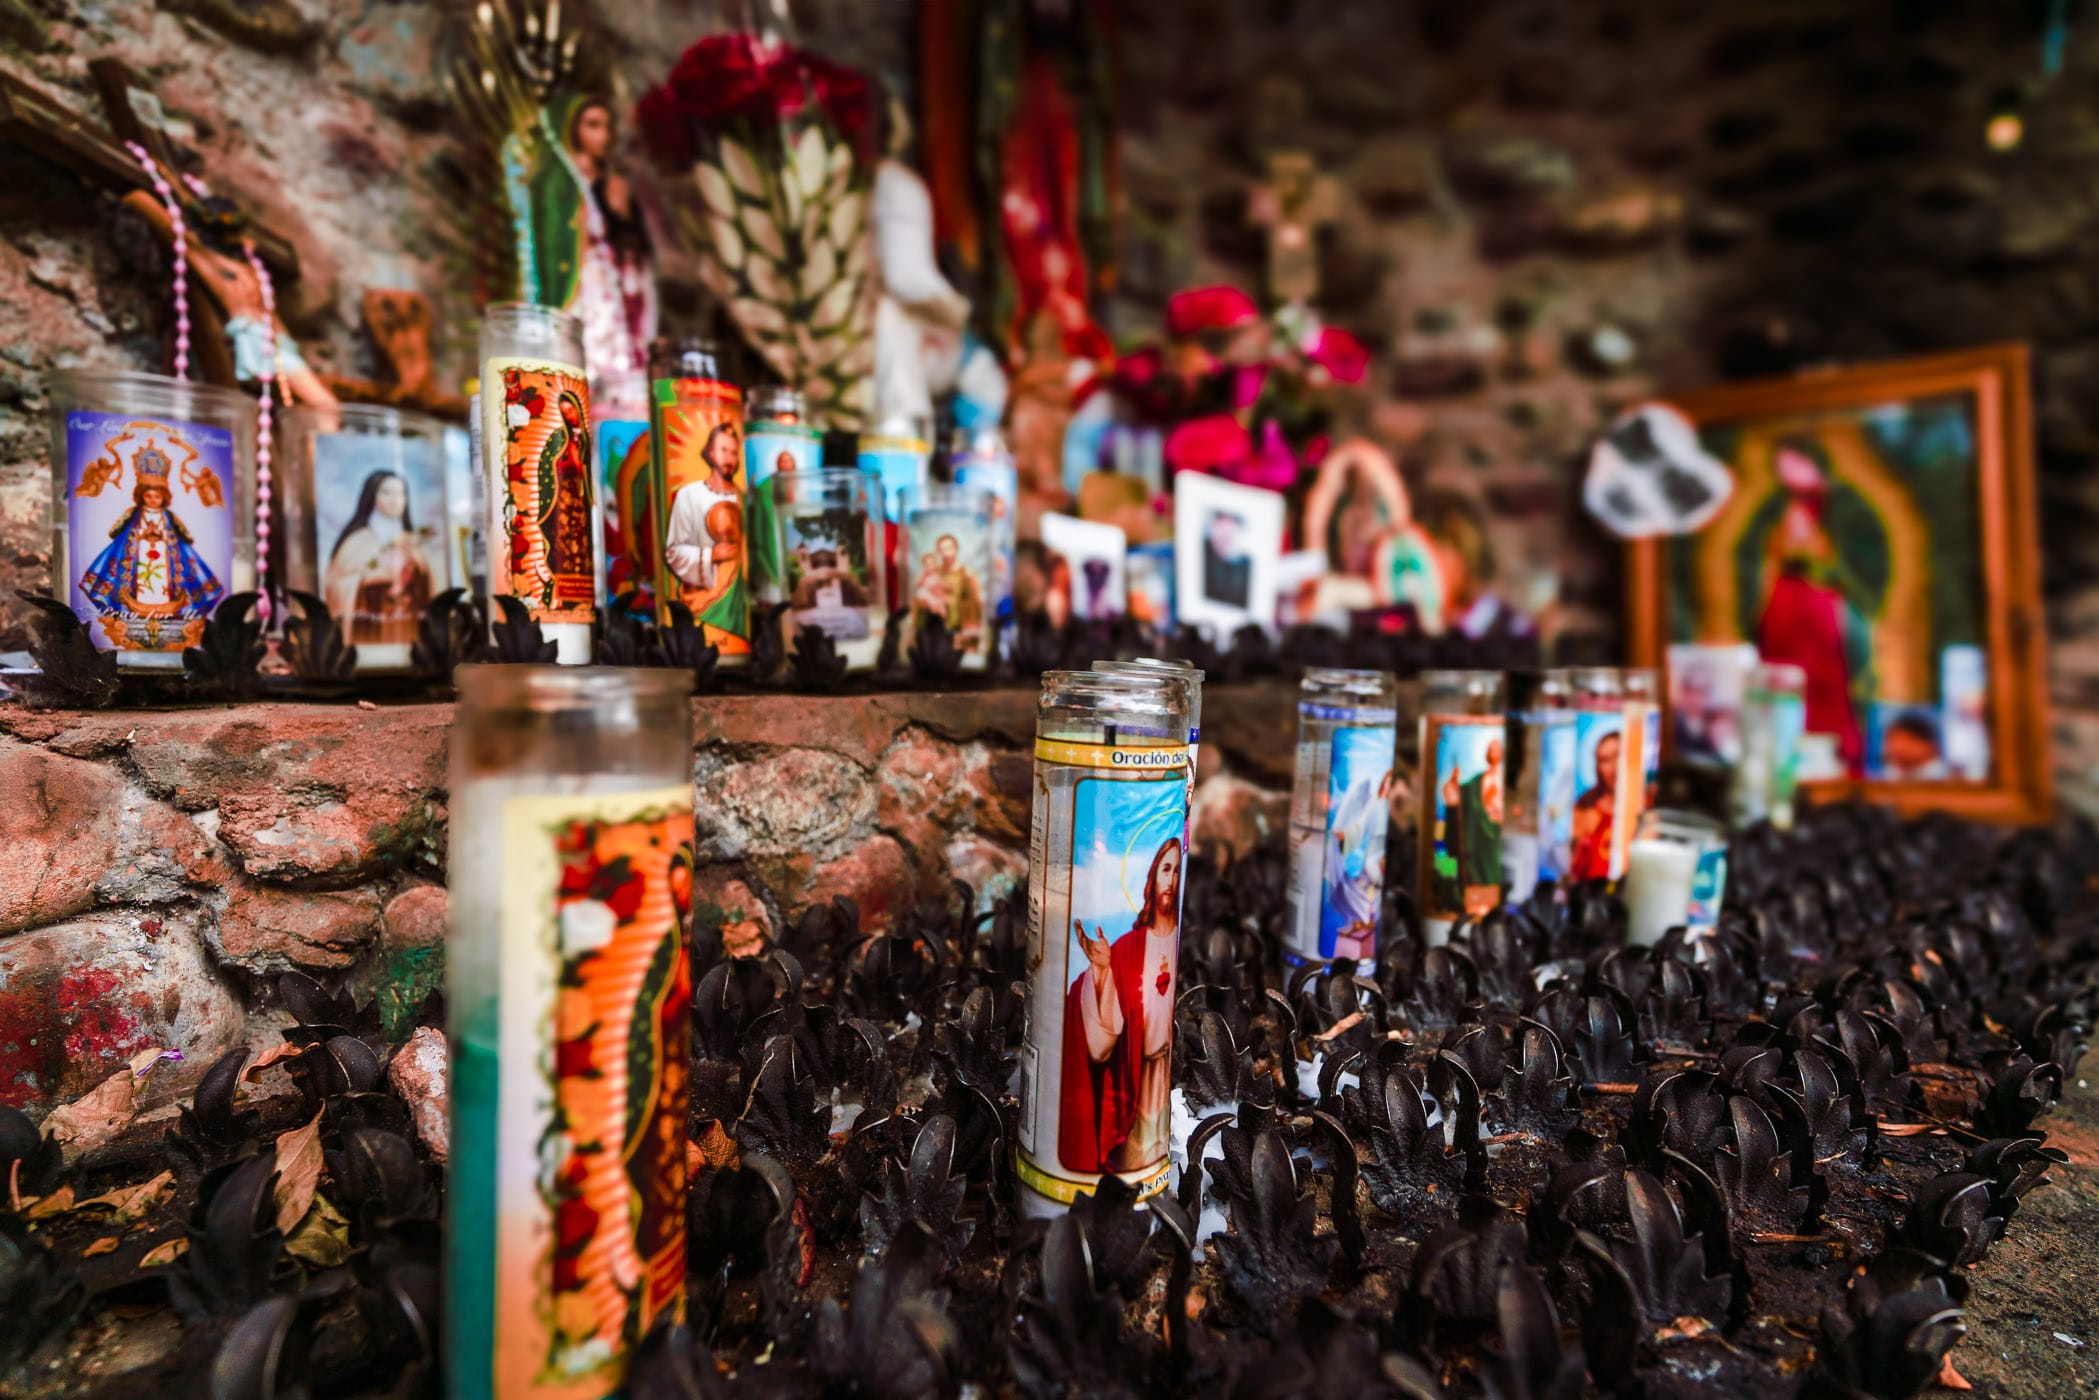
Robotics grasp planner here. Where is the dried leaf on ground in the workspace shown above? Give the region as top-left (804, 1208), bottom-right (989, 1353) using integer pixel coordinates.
top-left (140, 1239), bottom-right (187, 1268)
top-left (81, 1236), bottom-right (119, 1257)
top-left (284, 1194), bottom-right (351, 1268)
top-left (43, 1069), bottom-right (140, 1158)
top-left (75, 1169), bottom-right (176, 1226)
top-left (272, 1114), bottom-right (324, 1235)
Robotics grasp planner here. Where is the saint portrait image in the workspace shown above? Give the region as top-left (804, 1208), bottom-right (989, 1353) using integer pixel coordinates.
top-left (1428, 721), bottom-right (1505, 921)
top-left (1568, 719), bottom-right (1622, 884)
top-left (314, 431), bottom-right (446, 647)
top-left (908, 523), bottom-right (987, 654)
top-left (663, 419), bottom-right (749, 653)
top-left (67, 415), bottom-right (232, 655)
top-left (1319, 724), bottom-right (1396, 960)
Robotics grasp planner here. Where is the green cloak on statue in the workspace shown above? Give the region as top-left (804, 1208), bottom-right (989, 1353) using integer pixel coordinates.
top-left (509, 92), bottom-right (593, 311)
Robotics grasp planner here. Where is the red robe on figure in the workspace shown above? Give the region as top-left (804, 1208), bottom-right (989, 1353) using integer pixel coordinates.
top-left (1057, 922), bottom-right (1156, 1175)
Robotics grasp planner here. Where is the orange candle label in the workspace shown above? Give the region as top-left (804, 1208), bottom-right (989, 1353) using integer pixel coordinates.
top-left (488, 358), bottom-right (597, 625)
top-left (496, 786), bottom-right (695, 1398)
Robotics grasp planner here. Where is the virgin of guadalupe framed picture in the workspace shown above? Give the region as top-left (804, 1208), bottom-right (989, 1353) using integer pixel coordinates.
top-left (1625, 343), bottom-right (2049, 823)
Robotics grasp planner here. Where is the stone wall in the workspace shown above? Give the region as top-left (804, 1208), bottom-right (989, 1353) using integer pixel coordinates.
top-left (0, 685), bottom-right (1293, 1120)
top-left (6, 2), bottom-right (2095, 799)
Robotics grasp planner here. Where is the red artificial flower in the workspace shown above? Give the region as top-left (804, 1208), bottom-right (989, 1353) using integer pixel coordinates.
top-left (1229, 363), bottom-right (1269, 410)
top-left (1166, 285), bottom-right (1259, 338)
top-left (1307, 326), bottom-right (1372, 385)
top-left (1164, 413), bottom-right (1253, 477)
top-left (637, 34), bottom-right (877, 170)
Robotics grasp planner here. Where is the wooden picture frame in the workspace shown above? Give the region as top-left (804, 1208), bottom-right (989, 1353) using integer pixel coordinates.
top-left (1626, 344), bottom-right (2050, 824)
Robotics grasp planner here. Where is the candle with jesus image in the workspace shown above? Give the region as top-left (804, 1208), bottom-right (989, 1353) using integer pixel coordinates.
top-left (1017, 669), bottom-right (1192, 1217)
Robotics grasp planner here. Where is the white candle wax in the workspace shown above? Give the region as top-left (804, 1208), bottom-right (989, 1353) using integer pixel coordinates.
top-left (1621, 836), bottom-right (1698, 946)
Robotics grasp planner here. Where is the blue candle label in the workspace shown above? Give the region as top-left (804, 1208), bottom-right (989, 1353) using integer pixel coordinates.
top-left (1286, 705), bottom-right (1398, 963)
top-left (66, 411), bottom-right (233, 655)
top-left (1686, 844), bottom-right (1729, 935)
top-left (1536, 712), bottom-right (1577, 886)
top-left (1019, 738), bottom-right (1189, 1205)
top-left (744, 419), bottom-right (822, 601)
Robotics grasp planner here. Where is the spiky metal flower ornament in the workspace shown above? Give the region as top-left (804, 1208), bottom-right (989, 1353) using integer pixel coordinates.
top-left (639, 32), bottom-right (878, 429)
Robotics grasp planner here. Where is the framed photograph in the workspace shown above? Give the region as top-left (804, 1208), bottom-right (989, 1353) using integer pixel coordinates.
top-left (1627, 344), bottom-right (2048, 823)
top-left (1173, 474), bottom-right (1286, 639)
top-left (1041, 512), bottom-right (1128, 625)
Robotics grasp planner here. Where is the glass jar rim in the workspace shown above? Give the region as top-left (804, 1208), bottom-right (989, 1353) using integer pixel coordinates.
top-left (48, 369), bottom-right (253, 416)
top-left (455, 664), bottom-right (693, 712)
top-left (281, 401), bottom-right (447, 435)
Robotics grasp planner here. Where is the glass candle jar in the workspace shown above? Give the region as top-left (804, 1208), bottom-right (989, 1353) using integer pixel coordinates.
top-left (1621, 808), bottom-right (1730, 946)
top-left (46, 369), bottom-right (256, 670)
top-left (1503, 669), bottom-right (1576, 903)
top-left (860, 412), bottom-right (931, 524)
top-left (446, 665), bottom-right (696, 1399)
top-left (744, 385), bottom-right (823, 605)
top-left (478, 303), bottom-right (595, 664)
top-left (1417, 670), bottom-right (1506, 943)
top-left (951, 426), bottom-right (1018, 627)
top-left (770, 468), bottom-right (888, 672)
top-left (1093, 657), bottom-right (1205, 840)
top-left (594, 365), bottom-right (653, 622)
top-left (462, 376), bottom-right (487, 599)
top-left (647, 338), bottom-right (748, 662)
top-left (899, 482), bottom-right (995, 672)
top-left (1017, 669), bottom-right (1192, 1218)
top-left (280, 403), bottom-right (449, 673)
top-left (1736, 661), bottom-right (1808, 830)
top-left (1623, 665), bottom-right (1663, 825)
top-left (1285, 668), bottom-right (1399, 966)
top-left (1564, 666), bottom-right (1633, 882)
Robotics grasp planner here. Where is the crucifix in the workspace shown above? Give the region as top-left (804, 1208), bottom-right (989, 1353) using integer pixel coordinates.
top-left (0, 59), bottom-right (330, 403)
top-left (1247, 151), bottom-right (1341, 310)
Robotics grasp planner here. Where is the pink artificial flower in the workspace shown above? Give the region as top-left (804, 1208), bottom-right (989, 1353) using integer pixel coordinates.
top-left (1166, 285), bottom-right (1259, 338)
top-left (1164, 413), bottom-right (1252, 476)
top-left (1307, 326), bottom-right (1371, 384)
top-left (1229, 363), bottom-right (1268, 410)
top-left (1227, 418), bottom-right (1302, 493)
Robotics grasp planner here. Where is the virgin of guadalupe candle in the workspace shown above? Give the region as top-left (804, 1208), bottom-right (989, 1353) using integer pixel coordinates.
top-left (1017, 670), bottom-right (1191, 1218)
top-left (480, 304), bottom-right (596, 664)
top-left (1284, 668), bottom-right (1398, 965)
top-left (743, 385), bottom-right (823, 601)
top-left (1503, 670), bottom-right (1576, 903)
top-left (1417, 670), bottom-right (1506, 944)
top-left (900, 482), bottom-right (994, 671)
top-left (771, 468), bottom-right (887, 671)
top-left (1565, 667), bottom-right (1634, 882)
top-left (649, 338), bottom-right (748, 661)
top-left (46, 370), bottom-right (256, 670)
top-left (447, 666), bottom-right (696, 1400)
top-left (282, 403), bottom-right (449, 673)
top-left (951, 426), bottom-right (1018, 625)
